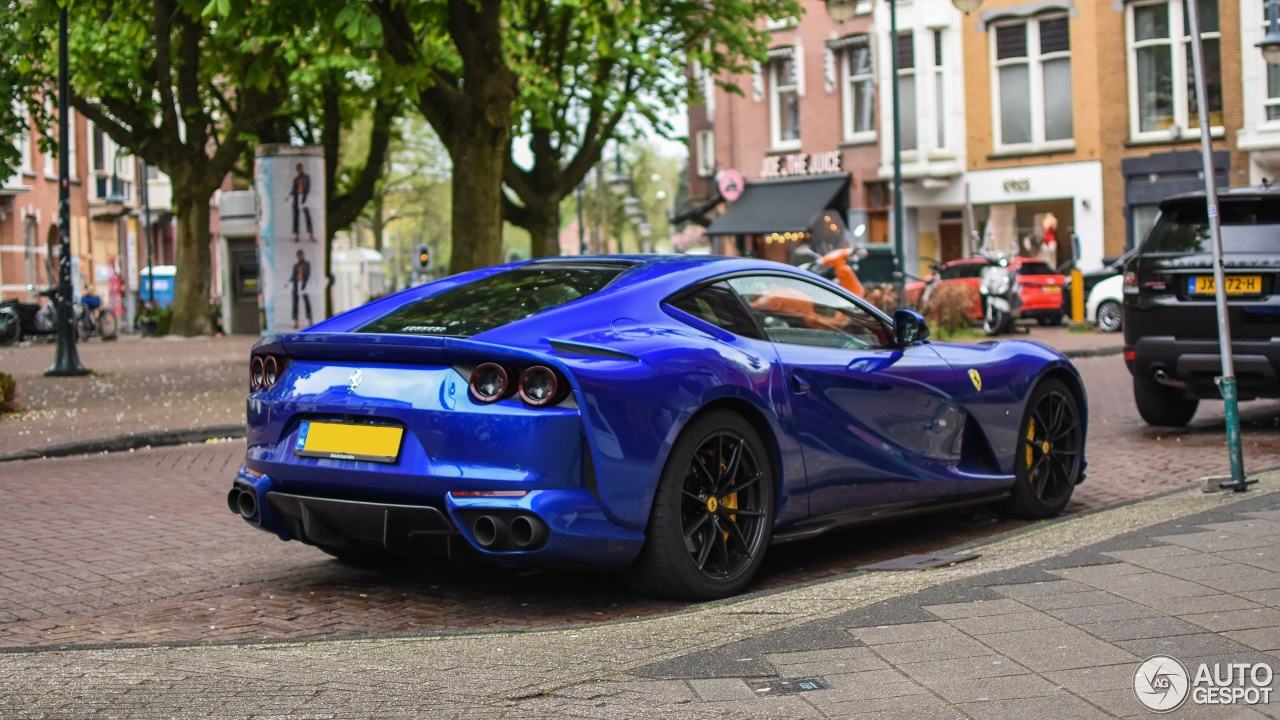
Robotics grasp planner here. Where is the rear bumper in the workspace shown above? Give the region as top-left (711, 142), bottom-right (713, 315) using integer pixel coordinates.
top-left (230, 467), bottom-right (645, 571)
top-left (1125, 336), bottom-right (1280, 399)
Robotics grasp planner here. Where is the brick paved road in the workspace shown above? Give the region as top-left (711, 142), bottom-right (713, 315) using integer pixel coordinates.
top-left (0, 355), bottom-right (1276, 649)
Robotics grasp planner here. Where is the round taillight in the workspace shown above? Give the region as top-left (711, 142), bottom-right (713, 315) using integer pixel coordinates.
top-left (264, 355), bottom-right (279, 388)
top-left (518, 366), bottom-right (560, 407)
top-left (470, 363), bottom-right (511, 403)
top-left (250, 356), bottom-right (264, 389)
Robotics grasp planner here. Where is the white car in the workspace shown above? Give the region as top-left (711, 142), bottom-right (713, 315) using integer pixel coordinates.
top-left (1086, 274), bottom-right (1123, 333)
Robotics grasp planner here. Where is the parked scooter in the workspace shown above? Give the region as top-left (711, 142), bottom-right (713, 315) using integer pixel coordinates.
top-left (978, 256), bottom-right (1023, 336)
top-left (0, 287), bottom-right (57, 346)
top-left (794, 244), bottom-right (868, 297)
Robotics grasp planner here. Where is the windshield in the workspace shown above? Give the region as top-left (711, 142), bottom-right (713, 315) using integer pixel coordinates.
top-left (1142, 198), bottom-right (1280, 254)
top-left (1016, 261), bottom-right (1057, 276)
top-left (358, 263), bottom-right (627, 337)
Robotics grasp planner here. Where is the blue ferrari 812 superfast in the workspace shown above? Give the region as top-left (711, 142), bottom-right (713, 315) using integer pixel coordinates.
top-left (230, 255), bottom-right (1086, 599)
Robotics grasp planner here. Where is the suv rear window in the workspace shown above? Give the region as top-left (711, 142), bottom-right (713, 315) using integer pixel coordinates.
top-left (359, 264), bottom-right (627, 337)
top-left (1142, 198), bottom-right (1280, 254)
top-left (1016, 261), bottom-right (1056, 276)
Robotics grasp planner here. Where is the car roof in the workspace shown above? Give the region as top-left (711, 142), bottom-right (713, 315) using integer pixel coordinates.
top-left (1159, 184), bottom-right (1280, 207)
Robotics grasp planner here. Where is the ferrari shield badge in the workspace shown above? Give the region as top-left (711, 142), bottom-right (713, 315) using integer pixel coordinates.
top-left (968, 369), bottom-right (982, 392)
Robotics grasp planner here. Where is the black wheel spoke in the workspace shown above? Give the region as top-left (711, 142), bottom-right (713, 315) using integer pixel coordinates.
top-left (713, 520), bottom-right (730, 570)
top-left (682, 489), bottom-right (705, 504)
top-left (693, 522), bottom-right (714, 569)
top-left (724, 518), bottom-right (752, 554)
top-left (717, 439), bottom-right (746, 494)
top-left (692, 454), bottom-right (718, 489)
top-left (726, 472), bottom-right (761, 496)
top-left (684, 512), bottom-right (711, 541)
top-left (730, 508), bottom-right (766, 518)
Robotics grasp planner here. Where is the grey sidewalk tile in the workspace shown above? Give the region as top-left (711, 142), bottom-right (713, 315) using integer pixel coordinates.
top-left (689, 695), bottom-right (823, 719)
top-left (1183, 608), bottom-right (1280, 632)
top-left (1199, 572), bottom-right (1280, 593)
top-left (1239, 588), bottom-right (1280, 606)
top-left (1215, 548), bottom-right (1280, 573)
top-left (1118, 632), bottom-right (1254, 659)
top-left (990, 579), bottom-right (1092, 598)
top-left (1016, 590), bottom-right (1128, 610)
top-left (868, 636), bottom-right (995, 665)
top-left (764, 646), bottom-right (887, 676)
top-left (959, 692), bottom-right (1111, 720)
top-left (947, 611), bottom-right (1064, 636)
top-left (815, 691), bottom-right (969, 720)
top-left (1074, 687), bottom-right (1146, 717)
top-left (1165, 562), bottom-right (1267, 583)
top-left (1077, 616), bottom-right (1207, 642)
top-left (1047, 601), bottom-right (1165, 625)
top-left (1103, 545), bottom-right (1202, 563)
top-left (1142, 594), bottom-right (1260, 616)
top-left (849, 621), bottom-right (965, 646)
top-left (689, 678), bottom-right (757, 702)
top-left (923, 674), bottom-right (1063, 704)
top-left (1198, 519), bottom-right (1280, 538)
top-left (895, 656), bottom-right (1030, 685)
top-left (1045, 663), bottom-right (1140, 693)
top-left (922, 599), bottom-right (1029, 620)
top-left (1155, 532), bottom-right (1274, 553)
top-left (1222, 626), bottom-right (1280, 651)
top-left (1054, 563), bottom-right (1149, 583)
top-left (598, 680), bottom-right (699, 703)
top-left (979, 626), bottom-right (1139, 672)
top-left (820, 668), bottom-right (926, 701)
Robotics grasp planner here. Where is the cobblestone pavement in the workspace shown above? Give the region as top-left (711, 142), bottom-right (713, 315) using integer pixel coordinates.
top-left (2, 476), bottom-right (1277, 718)
top-left (0, 354), bottom-right (1277, 651)
top-left (0, 334), bottom-right (254, 457)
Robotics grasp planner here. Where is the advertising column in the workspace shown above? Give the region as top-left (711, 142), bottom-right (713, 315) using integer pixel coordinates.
top-left (254, 144), bottom-right (326, 335)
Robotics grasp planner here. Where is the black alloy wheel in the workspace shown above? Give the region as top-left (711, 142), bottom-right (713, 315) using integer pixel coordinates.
top-left (997, 378), bottom-right (1083, 519)
top-left (1095, 300), bottom-right (1122, 333)
top-left (623, 410), bottom-right (774, 600)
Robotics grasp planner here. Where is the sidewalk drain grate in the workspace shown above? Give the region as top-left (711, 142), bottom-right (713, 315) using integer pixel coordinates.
top-left (857, 553), bottom-right (981, 571)
top-left (748, 677), bottom-right (830, 696)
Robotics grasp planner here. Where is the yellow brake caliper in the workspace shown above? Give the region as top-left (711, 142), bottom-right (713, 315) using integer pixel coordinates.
top-left (720, 458), bottom-right (739, 541)
top-left (1026, 419), bottom-right (1037, 483)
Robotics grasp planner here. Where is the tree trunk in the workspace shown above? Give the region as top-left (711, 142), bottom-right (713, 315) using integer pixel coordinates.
top-left (169, 189), bottom-right (213, 336)
top-left (449, 123), bottom-right (509, 272)
top-left (525, 196), bottom-right (562, 259)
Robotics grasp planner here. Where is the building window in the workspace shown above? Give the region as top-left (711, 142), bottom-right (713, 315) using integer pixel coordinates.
top-left (933, 30), bottom-right (947, 151)
top-left (991, 16), bottom-right (1073, 149)
top-left (896, 32), bottom-right (917, 152)
top-left (770, 53), bottom-right (801, 149)
top-left (1265, 5), bottom-right (1280, 123)
top-left (842, 38), bottom-right (875, 141)
top-left (15, 105), bottom-right (32, 174)
top-left (695, 130), bottom-right (716, 178)
top-left (67, 109), bottom-right (77, 180)
top-left (1128, 0), bottom-right (1221, 137)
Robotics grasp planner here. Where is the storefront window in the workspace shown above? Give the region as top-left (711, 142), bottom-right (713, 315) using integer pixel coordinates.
top-left (1128, 0), bottom-right (1221, 137)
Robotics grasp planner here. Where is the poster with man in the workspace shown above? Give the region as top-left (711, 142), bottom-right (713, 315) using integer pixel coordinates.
top-left (254, 145), bottom-right (326, 334)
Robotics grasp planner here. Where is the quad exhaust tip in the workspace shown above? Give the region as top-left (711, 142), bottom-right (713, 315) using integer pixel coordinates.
top-left (509, 515), bottom-right (548, 549)
top-left (470, 513), bottom-right (548, 551)
top-left (228, 486), bottom-right (259, 520)
top-left (472, 515), bottom-right (508, 548)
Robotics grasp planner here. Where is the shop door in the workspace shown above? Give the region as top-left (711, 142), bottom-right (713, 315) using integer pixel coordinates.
top-left (940, 223), bottom-right (963, 261)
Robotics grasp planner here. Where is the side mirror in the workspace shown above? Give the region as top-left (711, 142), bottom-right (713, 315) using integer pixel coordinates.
top-left (893, 309), bottom-right (930, 345)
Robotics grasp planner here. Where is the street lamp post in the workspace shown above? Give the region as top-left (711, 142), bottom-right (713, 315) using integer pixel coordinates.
top-left (46, 5), bottom-right (88, 377)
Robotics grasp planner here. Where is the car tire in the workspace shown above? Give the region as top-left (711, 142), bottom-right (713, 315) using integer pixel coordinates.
top-left (1044, 314), bottom-right (1064, 327)
top-left (622, 410), bottom-right (774, 601)
top-left (0, 313), bottom-right (20, 346)
top-left (996, 377), bottom-right (1083, 520)
top-left (1095, 300), bottom-right (1122, 333)
top-left (1134, 377), bottom-right (1198, 427)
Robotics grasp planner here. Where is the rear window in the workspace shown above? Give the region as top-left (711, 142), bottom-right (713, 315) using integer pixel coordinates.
top-left (1142, 198), bottom-right (1280, 254)
top-left (359, 264), bottom-right (627, 337)
top-left (1016, 261), bottom-right (1055, 276)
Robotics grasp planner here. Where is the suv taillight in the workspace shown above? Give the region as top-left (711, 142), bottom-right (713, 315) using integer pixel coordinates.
top-left (1123, 271), bottom-right (1139, 294)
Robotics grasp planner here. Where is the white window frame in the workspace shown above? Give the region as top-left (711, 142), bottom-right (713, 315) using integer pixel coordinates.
top-left (694, 129), bottom-right (716, 178)
top-left (766, 16), bottom-right (798, 31)
top-left (769, 53), bottom-right (802, 151)
top-left (67, 109), bottom-right (77, 181)
top-left (841, 39), bottom-right (877, 144)
top-left (1263, 4), bottom-right (1280, 126)
top-left (15, 104), bottom-right (33, 175)
top-left (1126, 0), bottom-right (1223, 141)
top-left (989, 15), bottom-right (1074, 152)
top-left (897, 31), bottom-right (918, 153)
top-left (89, 123), bottom-right (133, 202)
top-left (932, 28), bottom-right (949, 153)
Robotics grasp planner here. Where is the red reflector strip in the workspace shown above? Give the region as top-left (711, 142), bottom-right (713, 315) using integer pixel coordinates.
top-left (243, 466), bottom-right (265, 478)
top-left (451, 490), bottom-right (530, 498)
top-left (1124, 350), bottom-right (1136, 362)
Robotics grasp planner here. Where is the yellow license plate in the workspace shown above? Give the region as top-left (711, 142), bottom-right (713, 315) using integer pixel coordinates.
top-left (1190, 275), bottom-right (1263, 296)
top-left (294, 421), bottom-right (404, 463)
top-left (1043, 284), bottom-right (1061, 293)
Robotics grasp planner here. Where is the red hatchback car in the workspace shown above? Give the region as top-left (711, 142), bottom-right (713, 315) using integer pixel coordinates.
top-left (906, 257), bottom-right (1067, 325)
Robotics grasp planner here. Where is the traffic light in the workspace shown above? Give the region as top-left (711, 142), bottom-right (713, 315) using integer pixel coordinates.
top-left (418, 245), bottom-right (431, 270)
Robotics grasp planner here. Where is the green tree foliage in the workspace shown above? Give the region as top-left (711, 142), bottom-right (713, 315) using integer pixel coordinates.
top-left (372, 0), bottom-right (799, 272)
top-left (0, 0), bottom-right (313, 334)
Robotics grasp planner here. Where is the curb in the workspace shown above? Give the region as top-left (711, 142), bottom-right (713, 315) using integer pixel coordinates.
top-left (1062, 344), bottom-right (1124, 359)
top-left (0, 424), bottom-right (246, 463)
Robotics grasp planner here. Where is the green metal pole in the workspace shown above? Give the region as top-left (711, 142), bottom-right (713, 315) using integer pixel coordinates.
top-left (1187, 0), bottom-right (1251, 490)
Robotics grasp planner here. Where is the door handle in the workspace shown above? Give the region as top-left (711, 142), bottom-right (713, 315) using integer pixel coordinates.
top-left (791, 374), bottom-right (810, 393)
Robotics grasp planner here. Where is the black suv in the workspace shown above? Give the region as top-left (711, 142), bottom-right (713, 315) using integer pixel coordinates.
top-left (1123, 185), bottom-right (1280, 426)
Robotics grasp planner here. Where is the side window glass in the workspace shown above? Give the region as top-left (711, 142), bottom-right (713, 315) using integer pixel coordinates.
top-left (666, 282), bottom-right (764, 340)
top-left (726, 275), bottom-right (891, 349)
top-left (940, 265), bottom-right (962, 280)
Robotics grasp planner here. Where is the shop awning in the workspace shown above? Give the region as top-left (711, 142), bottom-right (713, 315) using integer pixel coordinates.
top-left (705, 175), bottom-right (849, 236)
